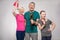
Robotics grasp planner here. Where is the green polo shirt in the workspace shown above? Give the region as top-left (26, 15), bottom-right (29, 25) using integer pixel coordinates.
top-left (24, 11), bottom-right (40, 33)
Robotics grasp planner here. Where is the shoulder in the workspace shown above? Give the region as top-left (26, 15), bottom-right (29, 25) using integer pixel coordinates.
top-left (34, 11), bottom-right (40, 16)
top-left (15, 14), bottom-right (20, 17)
top-left (24, 11), bottom-right (29, 16)
top-left (48, 19), bottom-right (52, 22)
top-left (16, 14), bottom-right (19, 16)
top-left (47, 19), bottom-right (52, 24)
top-left (34, 10), bottom-right (39, 13)
top-left (24, 11), bottom-right (29, 17)
top-left (24, 11), bottom-right (29, 14)
top-left (34, 11), bottom-right (40, 18)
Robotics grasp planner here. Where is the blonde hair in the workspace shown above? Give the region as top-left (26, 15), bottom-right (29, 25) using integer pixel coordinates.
top-left (17, 7), bottom-right (24, 10)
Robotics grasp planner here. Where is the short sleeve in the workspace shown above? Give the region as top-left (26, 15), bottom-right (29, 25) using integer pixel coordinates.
top-left (49, 19), bottom-right (52, 24)
top-left (38, 20), bottom-right (43, 26)
top-left (16, 14), bottom-right (19, 17)
top-left (36, 12), bottom-right (40, 19)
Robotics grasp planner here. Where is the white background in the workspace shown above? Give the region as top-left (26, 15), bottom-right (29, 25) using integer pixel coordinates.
top-left (0, 0), bottom-right (60, 40)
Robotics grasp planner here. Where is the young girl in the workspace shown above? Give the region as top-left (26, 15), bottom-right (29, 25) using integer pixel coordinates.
top-left (13, 7), bottom-right (26, 40)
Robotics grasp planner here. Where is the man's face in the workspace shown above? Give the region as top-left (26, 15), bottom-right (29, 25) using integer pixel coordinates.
top-left (29, 3), bottom-right (35, 11)
top-left (41, 12), bottom-right (46, 19)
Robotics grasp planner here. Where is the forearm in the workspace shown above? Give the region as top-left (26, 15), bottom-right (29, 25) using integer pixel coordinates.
top-left (25, 20), bottom-right (26, 26)
top-left (40, 25), bottom-right (45, 30)
top-left (34, 19), bottom-right (39, 25)
top-left (34, 21), bottom-right (38, 25)
top-left (38, 24), bottom-right (45, 30)
top-left (50, 23), bottom-right (56, 31)
top-left (13, 12), bottom-right (16, 17)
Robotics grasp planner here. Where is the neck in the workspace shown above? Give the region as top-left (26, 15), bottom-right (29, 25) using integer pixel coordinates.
top-left (41, 18), bottom-right (47, 21)
top-left (40, 18), bottom-right (45, 21)
top-left (19, 13), bottom-right (23, 15)
top-left (41, 18), bottom-right (45, 20)
top-left (30, 10), bottom-right (34, 12)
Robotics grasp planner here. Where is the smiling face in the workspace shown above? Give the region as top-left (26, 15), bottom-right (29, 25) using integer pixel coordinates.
top-left (18, 7), bottom-right (24, 14)
top-left (29, 2), bottom-right (35, 11)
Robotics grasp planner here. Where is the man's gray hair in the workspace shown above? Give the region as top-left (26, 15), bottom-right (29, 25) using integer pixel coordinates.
top-left (29, 2), bottom-right (35, 5)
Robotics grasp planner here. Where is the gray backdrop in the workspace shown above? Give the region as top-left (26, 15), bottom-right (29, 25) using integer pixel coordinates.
top-left (0, 0), bottom-right (60, 40)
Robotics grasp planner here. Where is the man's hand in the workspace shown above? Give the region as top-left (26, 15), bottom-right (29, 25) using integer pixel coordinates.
top-left (30, 19), bottom-right (35, 24)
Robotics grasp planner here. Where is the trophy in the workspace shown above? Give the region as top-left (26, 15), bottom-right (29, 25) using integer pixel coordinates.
top-left (30, 12), bottom-right (35, 25)
top-left (30, 12), bottom-right (33, 20)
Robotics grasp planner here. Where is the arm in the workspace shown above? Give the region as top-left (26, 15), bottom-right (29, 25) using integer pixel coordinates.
top-left (30, 19), bottom-right (39, 25)
top-left (34, 19), bottom-right (39, 25)
top-left (25, 19), bottom-right (26, 26)
top-left (38, 19), bottom-right (46, 30)
top-left (31, 12), bottom-right (40, 25)
top-left (38, 23), bottom-right (45, 30)
top-left (48, 22), bottom-right (56, 32)
top-left (35, 12), bottom-right (40, 25)
top-left (50, 22), bottom-right (56, 31)
top-left (24, 13), bottom-right (27, 26)
top-left (13, 11), bottom-right (16, 17)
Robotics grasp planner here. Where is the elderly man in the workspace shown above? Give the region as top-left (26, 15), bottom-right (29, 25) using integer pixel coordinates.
top-left (24, 2), bottom-right (40, 40)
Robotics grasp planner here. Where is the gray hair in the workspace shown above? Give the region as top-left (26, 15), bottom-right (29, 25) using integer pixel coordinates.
top-left (29, 2), bottom-right (35, 5)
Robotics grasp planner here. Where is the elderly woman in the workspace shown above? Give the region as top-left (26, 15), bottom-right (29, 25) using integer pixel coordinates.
top-left (13, 7), bottom-right (26, 40)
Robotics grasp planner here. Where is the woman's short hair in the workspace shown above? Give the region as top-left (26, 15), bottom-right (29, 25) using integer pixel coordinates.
top-left (40, 10), bottom-right (45, 14)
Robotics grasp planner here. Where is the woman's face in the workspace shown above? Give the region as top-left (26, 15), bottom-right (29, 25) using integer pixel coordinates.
top-left (41, 12), bottom-right (46, 19)
top-left (19, 8), bottom-right (24, 14)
